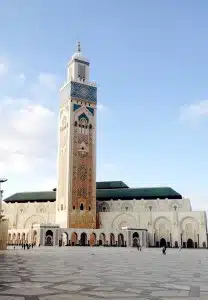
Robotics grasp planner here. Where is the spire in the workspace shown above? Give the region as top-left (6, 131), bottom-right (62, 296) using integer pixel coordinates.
top-left (77, 41), bottom-right (81, 53)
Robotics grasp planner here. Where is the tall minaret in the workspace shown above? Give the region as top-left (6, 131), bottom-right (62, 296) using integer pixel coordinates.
top-left (56, 43), bottom-right (97, 229)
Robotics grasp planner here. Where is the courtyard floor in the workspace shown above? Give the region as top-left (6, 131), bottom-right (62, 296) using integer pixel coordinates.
top-left (0, 247), bottom-right (207, 299)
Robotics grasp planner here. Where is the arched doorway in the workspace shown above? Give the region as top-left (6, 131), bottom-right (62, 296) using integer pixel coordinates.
top-left (45, 230), bottom-right (53, 246)
top-left (80, 232), bottom-right (87, 246)
top-left (32, 230), bottom-right (37, 245)
top-left (99, 233), bottom-right (105, 246)
top-left (160, 238), bottom-right (166, 248)
top-left (17, 233), bottom-right (21, 244)
top-left (22, 233), bottom-right (26, 244)
top-left (118, 233), bottom-right (124, 246)
top-left (132, 232), bottom-right (139, 247)
top-left (62, 232), bottom-right (68, 246)
top-left (26, 233), bottom-right (29, 243)
top-left (175, 241), bottom-right (178, 248)
top-left (71, 232), bottom-right (78, 246)
top-left (89, 233), bottom-right (96, 246)
top-left (8, 233), bottom-right (11, 245)
top-left (187, 238), bottom-right (194, 248)
top-left (12, 233), bottom-right (16, 244)
top-left (110, 233), bottom-right (115, 246)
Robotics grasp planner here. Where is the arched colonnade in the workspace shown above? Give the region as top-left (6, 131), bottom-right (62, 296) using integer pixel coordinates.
top-left (59, 231), bottom-right (126, 247)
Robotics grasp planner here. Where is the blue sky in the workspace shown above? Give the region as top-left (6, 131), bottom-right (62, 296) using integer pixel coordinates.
top-left (0, 1), bottom-right (208, 210)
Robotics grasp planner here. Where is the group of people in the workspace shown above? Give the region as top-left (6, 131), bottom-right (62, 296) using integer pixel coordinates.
top-left (21, 243), bottom-right (34, 250)
top-left (13, 243), bottom-right (40, 250)
top-left (161, 245), bottom-right (182, 254)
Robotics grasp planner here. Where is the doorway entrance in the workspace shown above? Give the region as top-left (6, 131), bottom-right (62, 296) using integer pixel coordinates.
top-left (132, 232), bottom-right (139, 247)
top-left (187, 238), bottom-right (194, 248)
top-left (160, 238), bottom-right (166, 248)
top-left (80, 232), bottom-right (87, 246)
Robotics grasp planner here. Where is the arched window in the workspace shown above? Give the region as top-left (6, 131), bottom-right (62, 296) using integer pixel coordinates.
top-left (79, 118), bottom-right (88, 134)
top-left (102, 206), bottom-right (106, 212)
top-left (89, 124), bottom-right (92, 129)
top-left (125, 206), bottom-right (128, 211)
top-left (61, 204), bottom-right (63, 211)
top-left (73, 206), bottom-right (75, 210)
top-left (74, 121), bottom-right (77, 126)
top-left (89, 206), bottom-right (91, 211)
top-left (80, 203), bottom-right (84, 211)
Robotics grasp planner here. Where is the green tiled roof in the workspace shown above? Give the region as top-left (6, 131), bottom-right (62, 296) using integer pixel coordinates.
top-left (96, 187), bottom-right (182, 201)
top-left (96, 181), bottom-right (129, 189)
top-left (4, 191), bottom-right (55, 203)
top-left (3, 186), bottom-right (182, 203)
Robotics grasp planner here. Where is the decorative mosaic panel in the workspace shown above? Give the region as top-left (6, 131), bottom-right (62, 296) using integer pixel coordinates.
top-left (73, 104), bottom-right (81, 111)
top-left (70, 81), bottom-right (97, 103)
top-left (87, 107), bottom-right (94, 115)
top-left (70, 113), bottom-right (96, 229)
top-left (78, 113), bottom-right (89, 122)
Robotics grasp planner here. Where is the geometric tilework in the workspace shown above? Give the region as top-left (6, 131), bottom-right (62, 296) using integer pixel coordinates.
top-left (73, 104), bottom-right (81, 111)
top-left (70, 81), bottom-right (97, 103)
top-left (86, 106), bottom-right (94, 115)
top-left (78, 113), bottom-right (89, 122)
top-left (1, 247), bottom-right (207, 299)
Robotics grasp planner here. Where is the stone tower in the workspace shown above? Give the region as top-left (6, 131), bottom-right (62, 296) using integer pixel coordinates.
top-left (56, 43), bottom-right (97, 229)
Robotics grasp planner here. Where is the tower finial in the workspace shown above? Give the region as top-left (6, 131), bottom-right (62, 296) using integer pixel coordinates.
top-left (77, 41), bottom-right (81, 53)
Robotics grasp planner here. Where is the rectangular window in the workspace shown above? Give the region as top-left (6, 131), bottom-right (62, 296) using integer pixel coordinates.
top-left (78, 64), bottom-right (86, 79)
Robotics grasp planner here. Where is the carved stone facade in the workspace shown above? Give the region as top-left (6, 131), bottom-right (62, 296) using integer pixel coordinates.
top-left (2, 196), bottom-right (208, 248)
top-left (70, 107), bottom-right (96, 228)
top-left (56, 43), bottom-right (97, 229)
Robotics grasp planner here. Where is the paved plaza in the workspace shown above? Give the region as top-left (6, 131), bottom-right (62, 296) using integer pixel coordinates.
top-left (0, 247), bottom-right (208, 299)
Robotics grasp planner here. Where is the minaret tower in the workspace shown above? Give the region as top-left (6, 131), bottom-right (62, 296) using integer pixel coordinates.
top-left (56, 43), bottom-right (97, 229)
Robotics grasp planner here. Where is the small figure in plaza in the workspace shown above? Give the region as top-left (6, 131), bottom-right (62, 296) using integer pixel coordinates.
top-left (137, 242), bottom-right (141, 251)
top-left (23, 244), bottom-right (26, 250)
top-left (162, 246), bottom-right (166, 255)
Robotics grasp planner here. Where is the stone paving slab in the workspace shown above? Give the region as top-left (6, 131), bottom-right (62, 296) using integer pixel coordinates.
top-left (0, 247), bottom-right (208, 299)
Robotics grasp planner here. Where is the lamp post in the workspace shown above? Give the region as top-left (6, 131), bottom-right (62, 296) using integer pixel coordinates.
top-left (0, 178), bottom-right (8, 219)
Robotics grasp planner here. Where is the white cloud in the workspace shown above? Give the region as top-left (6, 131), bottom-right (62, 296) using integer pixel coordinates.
top-left (180, 100), bottom-right (208, 121)
top-left (17, 73), bottom-right (26, 83)
top-left (38, 73), bottom-right (57, 90)
top-left (97, 103), bottom-right (107, 111)
top-left (0, 99), bottom-right (57, 175)
top-left (0, 65), bottom-right (58, 177)
top-left (0, 57), bottom-right (8, 76)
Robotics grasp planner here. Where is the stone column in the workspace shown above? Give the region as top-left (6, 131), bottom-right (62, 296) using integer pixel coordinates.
top-left (54, 229), bottom-right (59, 246)
top-left (172, 205), bottom-right (180, 247)
top-left (40, 229), bottom-right (44, 245)
top-left (148, 205), bottom-right (153, 246)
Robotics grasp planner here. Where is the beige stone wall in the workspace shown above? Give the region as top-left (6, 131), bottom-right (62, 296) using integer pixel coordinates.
top-left (2, 201), bottom-right (56, 230)
top-left (0, 218), bottom-right (8, 250)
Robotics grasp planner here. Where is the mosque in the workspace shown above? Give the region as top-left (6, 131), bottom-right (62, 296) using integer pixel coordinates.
top-left (2, 43), bottom-right (207, 249)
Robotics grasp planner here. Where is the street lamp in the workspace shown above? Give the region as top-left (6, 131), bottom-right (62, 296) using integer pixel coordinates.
top-left (0, 178), bottom-right (8, 215)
